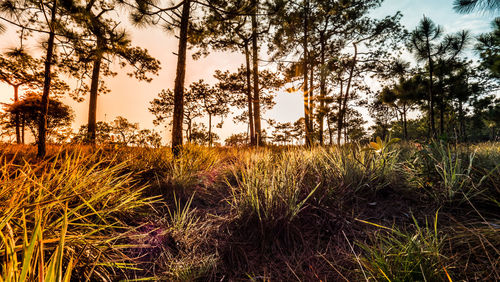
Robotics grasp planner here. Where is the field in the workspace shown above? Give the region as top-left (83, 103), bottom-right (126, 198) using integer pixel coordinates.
top-left (1, 141), bottom-right (499, 281)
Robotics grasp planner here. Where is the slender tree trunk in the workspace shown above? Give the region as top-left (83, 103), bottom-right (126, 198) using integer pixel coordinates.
top-left (13, 85), bottom-right (21, 144)
top-left (337, 43), bottom-right (357, 146)
top-left (21, 113), bottom-right (25, 144)
top-left (120, 132), bottom-right (126, 144)
top-left (403, 102), bottom-right (408, 140)
top-left (426, 39), bottom-right (436, 138)
top-left (208, 113), bottom-right (212, 147)
top-left (327, 116), bottom-right (333, 145)
top-left (246, 122), bottom-right (250, 143)
top-left (171, 0), bottom-right (191, 156)
top-left (37, 0), bottom-right (57, 158)
top-left (244, 41), bottom-right (255, 145)
top-left (343, 121), bottom-right (346, 144)
top-left (337, 82), bottom-right (343, 145)
top-left (458, 100), bottom-right (466, 142)
top-left (251, 0), bottom-right (261, 145)
top-left (309, 64), bottom-right (314, 133)
top-left (319, 36), bottom-right (326, 146)
top-left (187, 119), bottom-right (192, 143)
top-left (438, 76), bottom-right (445, 136)
top-left (439, 97), bottom-right (445, 136)
top-left (303, 0), bottom-right (312, 146)
top-left (87, 46), bottom-right (103, 144)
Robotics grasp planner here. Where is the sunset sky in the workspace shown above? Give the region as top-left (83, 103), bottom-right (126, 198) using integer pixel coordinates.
top-left (0, 0), bottom-right (497, 143)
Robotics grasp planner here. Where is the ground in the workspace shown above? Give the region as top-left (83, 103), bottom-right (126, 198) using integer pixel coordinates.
top-left (0, 141), bottom-right (499, 281)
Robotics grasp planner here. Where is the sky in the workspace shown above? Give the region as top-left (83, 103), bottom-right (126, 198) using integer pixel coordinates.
top-left (0, 0), bottom-right (497, 144)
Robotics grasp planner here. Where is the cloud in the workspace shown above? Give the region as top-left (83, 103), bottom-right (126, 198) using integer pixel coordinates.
top-left (447, 14), bottom-right (495, 35)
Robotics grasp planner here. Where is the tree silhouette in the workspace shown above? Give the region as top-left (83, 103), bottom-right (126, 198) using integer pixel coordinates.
top-left (225, 133), bottom-right (247, 146)
top-left (134, 129), bottom-right (162, 148)
top-left (0, 49), bottom-right (69, 144)
top-left (3, 92), bottom-right (74, 142)
top-left (60, 0), bottom-right (160, 145)
top-left (380, 75), bottom-right (425, 140)
top-left (189, 80), bottom-right (230, 147)
top-left (476, 18), bottom-right (500, 79)
top-left (126, 0), bottom-right (250, 154)
top-left (0, 50), bottom-right (42, 144)
top-left (271, 0), bottom-right (404, 145)
top-left (194, 0), bottom-right (260, 144)
top-left (409, 16), bottom-right (469, 138)
top-left (0, 0), bottom-right (87, 156)
top-left (214, 66), bottom-right (282, 143)
top-left (111, 116), bottom-right (139, 145)
top-left (149, 88), bottom-right (203, 143)
top-left (73, 121), bottom-right (113, 144)
top-left (453, 0), bottom-right (500, 14)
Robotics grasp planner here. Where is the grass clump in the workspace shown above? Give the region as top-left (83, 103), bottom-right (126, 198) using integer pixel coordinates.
top-left (118, 144), bottom-right (226, 199)
top-left (404, 141), bottom-right (500, 206)
top-left (357, 212), bottom-right (451, 282)
top-left (229, 149), bottom-right (318, 238)
top-left (0, 149), bottom-right (158, 280)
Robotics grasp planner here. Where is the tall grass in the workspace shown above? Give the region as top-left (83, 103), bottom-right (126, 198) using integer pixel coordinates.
top-left (116, 145), bottom-right (226, 198)
top-left (229, 149), bottom-right (318, 237)
top-left (1, 141), bottom-right (498, 280)
top-left (310, 140), bottom-right (401, 200)
top-left (0, 149), bottom-right (158, 280)
top-left (1, 205), bottom-right (73, 282)
top-left (356, 212), bottom-right (451, 282)
top-left (404, 141), bottom-right (500, 204)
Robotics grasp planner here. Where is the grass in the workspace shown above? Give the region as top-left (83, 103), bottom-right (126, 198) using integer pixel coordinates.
top-left (1, 141), bottom-right (498, 280)
top-left (356, 211), bottom-right (449, 282)
top-left (229, 150), bottom-right (318, 234)
top-left (0, 148), bottom-right (158, 280)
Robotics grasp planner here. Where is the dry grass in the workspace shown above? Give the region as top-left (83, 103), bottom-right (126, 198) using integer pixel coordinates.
top-left (1, 142), bottom-right (498, 281)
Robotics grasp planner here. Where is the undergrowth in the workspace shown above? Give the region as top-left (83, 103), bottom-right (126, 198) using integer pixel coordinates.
top-left (1, 141), bottom-right (498, 281)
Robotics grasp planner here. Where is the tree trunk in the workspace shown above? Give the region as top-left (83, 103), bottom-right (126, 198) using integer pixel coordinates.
top-left (426, 38), bottom-right (436, 138)
top-left (344, 116), bottom-right (348, 144)
top-left (438, 75), bottom-right (445, 136)
top-left (337, 43), bottom-right (357, 146)
top-left (251, 0), bottom-right (262, 146)
top-left (87, 47), bottom-right (103, 145)
top-left (327, 116), bottom-right (333, 145)
top-left (319, 35), bottom-right (326, 146)
top-left (403, 102), bottom-right (408, 140)
top-left (458, 100), bottom-right (466, 142)
top-left (187, 119), bottom-right (192, 143)
top-left (337, 82), bottom-right (343, 145)
top-left (244, 41), bottom-right (255, 145)
top-left (303, 0), bottom-right (312, 146)
top-left (37, 0), bottom-right (57, 158)
top-left (13, 85), bottom-right (21, 144)
top-left (309, 64), bottom-right (314, 133)
top-left (120, 132), bottom-right (126, 144)
top-left (171, 0), bottom-right (191, 156)
top-left (208, 113), bottom-right (212, 147)
top-left (439, 97), bottom-right (445, 136)
top-left (21, 113), bottom-right (25, 144)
